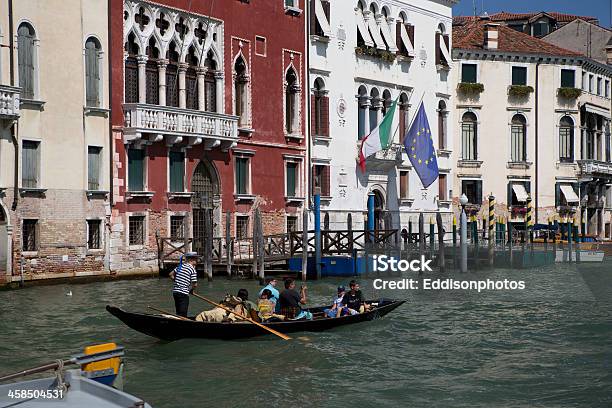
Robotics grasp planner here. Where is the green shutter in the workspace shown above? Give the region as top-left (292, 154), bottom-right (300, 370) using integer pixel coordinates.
top-left (18, 25), bottom-right (35, 99)
top-left (169, 151), bottom-right (185, 192)
top-left (235, 158), bottom-right (247, 195)
top-left (88, 146), bottom-right (101, 190)
top-left (561, 69), bottom-right (575, 88)
top-left (462, 64), bottom-right (477, 83)
top-left (128, 148), bottom-right (145, 191)
top-left (85, 39), bottom-right (101, 107)
top-left (512, 66), bottom-right (527, 86)
top-left (286, 162), bottom-right (297, 197)
top-left (22, 141), bottom-right (39, 188)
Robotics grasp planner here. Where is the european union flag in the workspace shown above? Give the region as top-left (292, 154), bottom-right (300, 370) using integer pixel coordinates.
top-left (403, 102), bottom-right (439, 188)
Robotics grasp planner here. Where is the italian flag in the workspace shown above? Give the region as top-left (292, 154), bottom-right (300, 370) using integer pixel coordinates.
top-left (358, 97), bottom-right (398, 173)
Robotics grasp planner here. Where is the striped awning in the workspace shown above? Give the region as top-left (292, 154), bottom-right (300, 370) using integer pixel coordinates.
top-left (560, 184), bottom-right (579, 204)
top-left (512, 183), bottom-right (529, 203)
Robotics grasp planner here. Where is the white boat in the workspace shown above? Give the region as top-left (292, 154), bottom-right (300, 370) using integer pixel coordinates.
top-left (0, 344), bottom-right (153, 408)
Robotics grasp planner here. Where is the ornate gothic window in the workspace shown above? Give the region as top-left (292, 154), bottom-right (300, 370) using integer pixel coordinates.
top-left (124, 32), bottom-right (139, 103)
top-left (204, 51), bottom-right (217, 112)
top-left (234, 57), bottom-right (249, 126)
top-left (186, 46), bottom-right (199, 110)
top-left (312, 78), bottom-right (328, 137)
top-left (285, 68), bottom-right (300, 134)
top-left (145, 37), bottom-right (159, 105)
top-left (166, 41), bottom-right (180, 107)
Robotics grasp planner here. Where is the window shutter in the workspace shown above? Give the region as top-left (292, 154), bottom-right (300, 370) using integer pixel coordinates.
top-left (322, 166), bottom-right (330, 196)
top-left (525, 181), bottom-right (531, 198)
top-left (18, 26), bottom-right (35, 99)
top-left (435, 32), bottom-right (441, 66)
top-left (438, 175), bottom-right (446, 200)
top-left (166, 65), bottom-right (179, 107)
top-left (321, 96), bottom-right (329, 137)
top-left (555, 183), bottom-right (561, 207)
top-left (128, 149), bottom-right (145, 191)
top-left (286, 163), bottom-right (296, 197)
top-left (169, 151), bottom-right (185, 192)
top-left (85, 41), bottom-right (101, 107)
top-left (205, 73), bottom-right (216, 112)
top-left (22, 141), bottom-right (39, 188)
top-left (322, 1), bottom-right (331, 25)
top-left (395, 22), bottom-right (404, 55)
top-left (476, 181), bottom-right (482, 204)
top-left (88, 146), bottom-right (101, 190)
top-left (438, 111), bottom-right (445, 149)
top-left (125, 58), bottom-right (139, 103)
top-left (309, 0), bottom-right (317, 34)
top-left (311, 94), bottom-right (317, 136)
top-left (407, 24), bottom-right (415, 48)
top-left (146, 61), bottom-right (159, 105)
top-left (399, 106), bottom-right (406, 142)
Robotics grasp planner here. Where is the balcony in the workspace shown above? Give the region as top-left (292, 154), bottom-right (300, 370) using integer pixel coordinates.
top-left (360, 143), bottom-right (403, 171)
top-left (578, 160), bottom-right (612, 177)
top-left (123, 103), bottom-right (239, 149)
top-left (0, 85), bottom-right (20, 120)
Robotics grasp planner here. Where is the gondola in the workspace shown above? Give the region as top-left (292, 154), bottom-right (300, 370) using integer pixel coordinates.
top-left (106, 298), bottom-right (405, 341)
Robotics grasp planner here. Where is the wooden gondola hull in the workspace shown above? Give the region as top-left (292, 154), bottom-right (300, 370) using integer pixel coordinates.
top-left (106, 299), bottom-right (405, 341)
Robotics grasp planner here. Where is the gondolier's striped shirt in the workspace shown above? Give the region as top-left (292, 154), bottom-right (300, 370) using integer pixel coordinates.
top-left (172, 262), bottom-right (197, 295)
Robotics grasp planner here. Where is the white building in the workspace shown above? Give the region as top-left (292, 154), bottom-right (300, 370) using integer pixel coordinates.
top-left (451, 17), bottom-right (612, 239)
top-left (308, 0), bottom-right (456, 234)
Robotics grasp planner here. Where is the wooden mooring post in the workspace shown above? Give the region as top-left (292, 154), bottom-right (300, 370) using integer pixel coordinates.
top-left (204, 210), bottom-right (213, 281)
top-left (488, 194), bottom-right (495, 268)
top-left (225, 211), bottom-right (232, 278)
top-left (301, 208), bottom-right (308, 281)
top-left (452, 216), bottom-right (457, 271)
top-left (418, 213), bottom-right (425, 268)
top-left (257, 210), bottom-right (265, 283)
top-left (436, 213), bottom-right (446, 272)
top-left (252, 210), bottom-right (259, 280)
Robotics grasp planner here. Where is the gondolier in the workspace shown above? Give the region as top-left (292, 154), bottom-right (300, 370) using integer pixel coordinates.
top-left (169, 252), bottom-right (199, 317)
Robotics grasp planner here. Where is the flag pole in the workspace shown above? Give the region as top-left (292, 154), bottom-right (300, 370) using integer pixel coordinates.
top-left (406, 91), bottom-right (426, 133)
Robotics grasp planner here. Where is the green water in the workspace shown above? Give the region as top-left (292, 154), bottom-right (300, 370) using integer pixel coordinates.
top-left (1, 263), bottom-right (611, 408)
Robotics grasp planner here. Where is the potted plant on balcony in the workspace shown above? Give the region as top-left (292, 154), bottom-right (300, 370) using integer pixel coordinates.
top-left (457, 82), bottom-right (484, 95)
top-left (508, 85), bottom-right (534, 98)
top-left (511, 207), bottom-right (528, 217)
top-left (557, 87), bottom-right (581, 99)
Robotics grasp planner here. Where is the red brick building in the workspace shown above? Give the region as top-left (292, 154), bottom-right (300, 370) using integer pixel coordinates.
top-left (109, 0), bottom-right (307, 272)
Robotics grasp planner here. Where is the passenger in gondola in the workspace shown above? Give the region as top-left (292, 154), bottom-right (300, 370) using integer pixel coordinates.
top-left (169, 252), bottom-right (199, 317)
top-left (324, 286), bottom-right (355, 318)
top-left (279, 278), bottom-right (313, 320)
top-left (258, 278), bottom-right (280, 312)
top-left (341, 280), bottom-right (370, 314)
top-left (235, 288), bottom-right (259, 320)
top-left (195, 289), bottom-right (256, 322)
top-left (257, 289), bottom-right (284, 322)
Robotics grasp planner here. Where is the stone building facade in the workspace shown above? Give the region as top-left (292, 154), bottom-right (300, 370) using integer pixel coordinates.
top-left (108, 0), bottom-right (307, 273)
top-left (451, 17), bottom-right (612, 239)
top-left (0, 0), bottom-right (111, 283)
top-left (308, 0), bottom-right (456, 234)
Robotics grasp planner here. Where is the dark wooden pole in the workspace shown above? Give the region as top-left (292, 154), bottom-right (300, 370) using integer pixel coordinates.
top-left (436, 212), bottom-right (445, 272)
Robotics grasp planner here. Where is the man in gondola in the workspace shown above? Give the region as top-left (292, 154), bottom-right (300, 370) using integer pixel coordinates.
top-left (342, 280), bottom-right (370, 314)
top-left (169, 252), bottom-right (199, 317)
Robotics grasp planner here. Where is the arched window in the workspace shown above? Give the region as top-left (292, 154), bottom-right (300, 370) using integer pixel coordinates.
top-left (234, 57), bottom-right (249, 126)
top-left (357, 85), bottom-right (368, 139)
top-left (438, 100), bottom-right (447, 150)
top-left (510, 114), bottom-right (527, 162)
top-left (313, 78), bottom-right (328, 137)
top-left (285, 68), bottom-right (299, 134)
top-left (461, 112), bottom-right (477, 160)
top-left (559, 116), bottom-right (574, 162)
top-left (85, 37), bottom-right (102, 107)
top-left (145, 37), bottom-right (159, 105)
top-left (166, 42), bottom-right (179, 107)
top-left (369, 88), bottom-right (380, 131)
top-left (203, 51), bottom-right (217, 112)
top-left (399, 92), bottom-right (409, 142)
top-left (356, 1), bottom-right (365, 47)
top-left (124, 32), bottom-right (139, 103)
top-left (381, 89), bottom-right (392, 116)
top-left (186, 46), bottom-right (199, 110)
top-left (18, 23), bottom-right (36, 99)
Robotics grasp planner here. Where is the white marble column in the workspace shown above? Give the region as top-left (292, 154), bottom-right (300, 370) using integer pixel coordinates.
top-left (215, 71), bottom-right (224, 114)
top-left (137, 55), bottom-right (148, 103)
top-left (157, 59), bottom-right (168, 106)
top-left (178, 63), bottom-right (187, 109)
top-left (360, 97), bottom-right (371, 137)
top-left (197, 67), bottom-right (206, 111)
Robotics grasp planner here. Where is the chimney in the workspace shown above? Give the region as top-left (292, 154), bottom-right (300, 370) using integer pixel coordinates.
top-left (606, 45), bottom-right (612, 65)
top-left (484, 23), bottom-right (500, 50)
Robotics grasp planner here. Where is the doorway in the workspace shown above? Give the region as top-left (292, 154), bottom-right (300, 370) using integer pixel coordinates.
top-left (191, 160), bottom-right (219, 256)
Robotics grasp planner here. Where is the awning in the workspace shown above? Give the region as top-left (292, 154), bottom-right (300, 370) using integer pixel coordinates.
top-left (355, 10), bottom-right (374, 47)
top-left (379, 19), bottom-right (398, 52)
top-left (314, 0), bottom-right (332, 37)
top-left (399, 24), bottom-right (414, 54)
top-left (560, 184), bottom-right (579, 204)
top-left (366, 15), bottom-right (387, 49)
top-left (583, 103), bottom-right (609, 117)
top-left (512, 184), bottom-right (529, 203)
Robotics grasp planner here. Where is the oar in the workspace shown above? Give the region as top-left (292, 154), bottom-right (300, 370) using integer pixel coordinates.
top-left (191, 292), bottom-right (291, 340)
top-left (147, 306), bottom-right (191, 322)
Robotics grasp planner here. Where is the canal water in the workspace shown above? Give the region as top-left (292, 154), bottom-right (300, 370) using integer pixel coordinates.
top-left (1, 262), bottom-right (611, 408)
